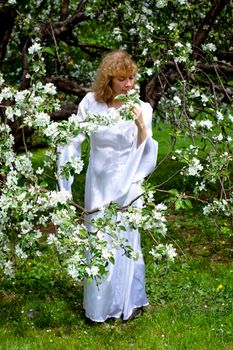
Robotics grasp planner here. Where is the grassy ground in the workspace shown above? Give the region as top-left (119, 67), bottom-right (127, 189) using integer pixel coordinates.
top-left (1, 225), bottom-right (232, 350)
top-left (0, 122), bottom-right (232, 350)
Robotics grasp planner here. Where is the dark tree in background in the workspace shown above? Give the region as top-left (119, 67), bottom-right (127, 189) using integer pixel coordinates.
top-left (0, 0), bottom-right (232, 148)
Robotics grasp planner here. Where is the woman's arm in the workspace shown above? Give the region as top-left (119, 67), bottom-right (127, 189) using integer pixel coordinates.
top-left (133, 106), bottom-right (147, 146)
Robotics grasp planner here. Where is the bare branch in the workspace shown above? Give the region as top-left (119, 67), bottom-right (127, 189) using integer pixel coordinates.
top-left (60, 0), bottom-right (70, 20)
top-left (41, 3), bottom-right (88, 39)
top-left (198, 63), bottom-right (233, 75)
top-left (0, 7), bottom-right (17, 65)
top-left (215, 51), bottom-right (233, 62)
top-left (45, 75), bottom-right (91, 96)
top-left (19, 38), bottom-right (31, 90)
top-left (50, 103), bottom-right (78, 121)
top-left (76, 0), bottom-right (88, 13)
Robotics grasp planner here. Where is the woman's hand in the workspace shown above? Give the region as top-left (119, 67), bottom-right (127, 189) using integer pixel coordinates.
top-left (132, 106), bottom-right (147, 146)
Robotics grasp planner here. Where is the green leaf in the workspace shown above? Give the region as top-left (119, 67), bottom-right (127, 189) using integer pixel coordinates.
top-left (175, 199), bottom-right (183, 210)
top-left (169, 189), bottom-right (179, 196)
top-left (42, 47), bottom-right (56, 56)
top-left (184, 199), bottom-right (193, 209)
top-left (147, 202), bottom-right (155, 207)
top-left (39, 181), bottom-right (48, 188)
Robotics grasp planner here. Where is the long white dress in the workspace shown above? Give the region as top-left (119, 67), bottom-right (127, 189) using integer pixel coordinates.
top-left (58, 92), bottom-right (158, 322)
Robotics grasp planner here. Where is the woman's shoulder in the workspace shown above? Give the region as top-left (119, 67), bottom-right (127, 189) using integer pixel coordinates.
top-left (80, 91), bottom-right (96, 105)
top-left (140, 100), bottom-right (153, 114)
top-left (78, 91), bottom-right (108, 118)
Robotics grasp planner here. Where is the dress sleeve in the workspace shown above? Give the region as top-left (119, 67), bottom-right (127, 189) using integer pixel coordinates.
top-left (132, 102), bottom-right (158, 182)
top-left (114, 102), bottom-right (158, 202)
top-left (57, 94), bottom-right (89, 195)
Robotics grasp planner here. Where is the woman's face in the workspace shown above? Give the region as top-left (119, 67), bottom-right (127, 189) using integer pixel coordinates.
top-left (111, 75), bottom-right (135, 97)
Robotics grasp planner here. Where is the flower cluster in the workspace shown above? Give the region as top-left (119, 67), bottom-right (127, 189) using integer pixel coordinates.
top-left (119, 202), bottom-right (168, 237)
top-left (0, 44), bottom-right (171, 281)
top-left (83, 88), bottom-right (141, 133)
top-left (150, 243), bottom-right (177, 269)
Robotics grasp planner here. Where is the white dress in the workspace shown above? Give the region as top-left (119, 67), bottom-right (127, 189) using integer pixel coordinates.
top-left (58, 92), bottom-right (158, 322)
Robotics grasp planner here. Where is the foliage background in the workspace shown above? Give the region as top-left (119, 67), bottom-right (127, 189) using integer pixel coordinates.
top-left (0, 0), bottom-right (232, 348)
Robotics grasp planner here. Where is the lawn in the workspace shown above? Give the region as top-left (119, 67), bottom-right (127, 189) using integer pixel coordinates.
top-left (0, 121), bottom-right (232, 350)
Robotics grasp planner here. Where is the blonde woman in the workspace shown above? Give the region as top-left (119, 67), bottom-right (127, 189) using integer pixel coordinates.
top-left (58, 50), bottom-right (158, 322)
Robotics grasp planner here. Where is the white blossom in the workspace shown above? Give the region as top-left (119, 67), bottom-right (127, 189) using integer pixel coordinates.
top-left (129, 28), bottom-right (137, 35)
top-left (34, 112), bottom-right (50, 127)
top-left (156, 0), bottom-right (168, 8)
top-left (101, 248), bottom-right (113, 260)
top-left (146, 68), bottom-right (154, 76)
top-left (130, 250), bottom-right (142, 260)
top-left (174, 42), bottom-right (183, 48)
top-left (150, 244), bottom-right (177, 262)
top-left (113, 27), bottom-right (122, 41)
top-left (190, 88), bottom-right (200, 98)
top-left (202, 43), bottom-right (217, 52)
top-left (187, 158), bottom-right (203, 177)
top-left (67, 264), bottom-right (80, 280)
top-left (47, 234), bottom-right (59, 245)
top-left (0, 73), bottom-right (5, 86)
top-left (85, 266), bottom-right (99, 277)
top-left (168, 23), bottom-right (176, 30)
top-left (216, 111), bottom-right (224, 121)
top-left (145, 23), bottom-right (154, 32)
top-left (44, 83), bottom-right (57, 95)
top-left (142, 48), bottom-right (148, 56)
top-left (15, 90), bottom-right (30, 103)
top-left (173, 96), bottom-right (182, 105)
top-left (215, 133), bottom-right (223, 142)
top-left (5, 107), bottom-right (14, 121)
top-left (44, 122), bottom-right (59, 138)
top-left (49, 189), bottom-right (71, 206)
top-left (155, 203), bottom-right (167, 211)
top-left (3, 260), bottom-right (14, 278)
top-left (177, 0), bottom-right (187, 4)
top-left (154, 60), bottom-right (161, 67)
top-left (0, 87), bottom-right (14, 102)
top-left (199, 120), bottom-right (213, 130)
top-left (15, 245), bottom-right (28, 259)
top-left (228, 114), bottom-right (233, 122)
top-left (201, 94), bottom-right (208, 104)
top-left (28, 42), bottom-right (42, 55)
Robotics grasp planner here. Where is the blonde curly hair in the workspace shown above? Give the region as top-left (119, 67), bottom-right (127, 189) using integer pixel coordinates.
top-left (93, 50), bottom-right (137, 103)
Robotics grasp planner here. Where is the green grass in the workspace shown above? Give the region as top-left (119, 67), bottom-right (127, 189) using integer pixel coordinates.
top-left (1, 122), bottom-right (232, 349)
top-left (0, 261), bottom-right (232, 350)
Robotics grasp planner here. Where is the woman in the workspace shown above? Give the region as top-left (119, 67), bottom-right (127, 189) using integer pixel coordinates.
top-left (58, 50), bottom-right (158, 322)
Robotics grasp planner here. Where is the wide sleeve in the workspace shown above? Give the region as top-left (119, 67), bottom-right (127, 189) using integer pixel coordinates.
top-left (132, 102), bottom-right (158, 182)
top-left (57, 94), bottom-right (89, 195)
top-left (114, 102), bottom-right (158, 202)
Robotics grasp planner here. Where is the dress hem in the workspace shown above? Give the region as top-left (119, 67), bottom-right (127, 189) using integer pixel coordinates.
top-left (84, 302), bottom-right (149, 323)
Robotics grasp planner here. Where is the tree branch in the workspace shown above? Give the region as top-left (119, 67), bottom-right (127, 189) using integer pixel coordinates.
top-left (41, 2), bottom-right (88, 39)
top-left (145, 65), bottom-right (179, 109)
top-left (50, 103), bottom-right (78, 121)
top-left (197, 63), bottom-right (233, 75)
top-left (60, 0), bottom-right (70, 20)
top-left (215, 51), bottom-right (233, 62)
top-left (45, 75), bottom-right (91, 96)
top-left (0, 7), bottom-right (17, 65)
top-left (19, 38), bottom-right (31, 90)
top-left (192, 0), bottom-right (227, 57)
